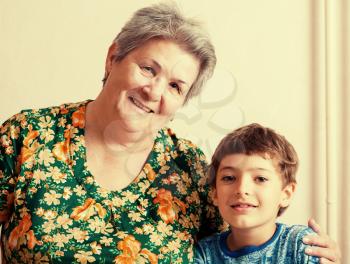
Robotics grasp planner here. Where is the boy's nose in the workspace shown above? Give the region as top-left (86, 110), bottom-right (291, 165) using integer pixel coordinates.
top-left (235, 177), bottom-right (251, 196)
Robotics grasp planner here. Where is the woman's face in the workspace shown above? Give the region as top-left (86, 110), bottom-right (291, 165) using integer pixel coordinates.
top-left (102, 39), bottom-right (200, 136)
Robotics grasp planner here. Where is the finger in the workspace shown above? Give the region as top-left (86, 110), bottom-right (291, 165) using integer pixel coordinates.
top-left (308, 218), bottom-right (323, 235)
top-left (305, 247), bottom-right (338, 262)
top-left (319, 257), bottom-right (334, 264)
top-left (303, 235), bottom-right (331, 248)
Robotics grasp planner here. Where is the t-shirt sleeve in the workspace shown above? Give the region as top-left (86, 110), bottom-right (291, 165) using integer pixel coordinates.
top-left (193, 242), bottom-right (207, 264)
top-left (294, 227), bottom-right (320, 264)
top-left (0, 114), bottom-right (22, 226)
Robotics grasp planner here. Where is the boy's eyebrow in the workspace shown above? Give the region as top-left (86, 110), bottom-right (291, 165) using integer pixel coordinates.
top-left (218, 166), bottom-right (273, 173)
top-left (254, 167), bottom-right (273, 172)
top-left (218, 166), bottom-right (238, 172)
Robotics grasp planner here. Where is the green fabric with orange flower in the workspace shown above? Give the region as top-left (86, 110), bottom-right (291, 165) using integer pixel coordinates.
top-left (0, 101), bottom-right (223, 263)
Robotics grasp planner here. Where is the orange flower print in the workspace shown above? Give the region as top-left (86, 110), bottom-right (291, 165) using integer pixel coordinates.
top-left (144, 163), bottom-right (156, 181)
top-left (72, 107), bottom-right (85, 128)
top-left (114, 255), bottom-right (134, 264)
top-left (8, 214), bottom-right (41, 250)
top-left (27, 230), bottom-right (42, 249)
top-left (95, 203), bottom-right (107, 218)
top-left (115, 235), bottom-right (158, 264)
top-left (154, 189), bottom-right (184, 224)
top-left (53, 127), bottom-right (71, 163)
top-left (53, 141), bottom-right (69, 162)
top-left (70, 198), bottom-right (96, 221)
top-left (18, 127), bottom-right (39, 165)
top-left (70, 198), bottom-right (106, 221)
top-left (23, 128), bottom-right (39, 147)
top-left (173, 197), bottom-right (187, 214)
top-left (60, 105), bottom-right (69, 114)
top-left (117, 235), bottom-right (141, 263)
top-left (19, 147), bottom-right (34, 165)
top-left (140, 249), bottom-right (158, 264)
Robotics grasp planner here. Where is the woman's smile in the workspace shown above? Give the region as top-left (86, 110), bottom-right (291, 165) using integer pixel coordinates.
top-left (128, 96), bottom-right (154, 114)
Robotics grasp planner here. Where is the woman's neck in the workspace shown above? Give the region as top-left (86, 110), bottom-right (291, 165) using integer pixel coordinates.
top-left (85, 99), bottom-right (155, 154)
top-left (227, 223), bottom-right (277, 251)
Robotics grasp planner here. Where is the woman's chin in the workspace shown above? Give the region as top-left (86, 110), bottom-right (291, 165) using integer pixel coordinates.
top-left (122, 119), bottom-right (159, 136)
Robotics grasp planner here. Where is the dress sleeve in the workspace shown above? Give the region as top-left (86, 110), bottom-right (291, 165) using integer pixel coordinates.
top-left (0, 114), bottom-right (22, 226)
top-left (190, 146), bottom-right (226, 241)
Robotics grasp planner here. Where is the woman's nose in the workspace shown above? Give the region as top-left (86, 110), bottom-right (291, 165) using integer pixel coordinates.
top-left (142, 77), bottom-right (167, 101)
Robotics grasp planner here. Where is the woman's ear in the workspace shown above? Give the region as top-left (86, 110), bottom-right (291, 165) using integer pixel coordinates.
top-left (105, 43), bottom-right (118, 73)
top-left (280, 182), bottom-right (296, 208)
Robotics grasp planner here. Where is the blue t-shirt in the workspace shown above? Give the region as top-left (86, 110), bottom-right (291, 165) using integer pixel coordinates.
top-left (194, 223), bottom-right (319, 263)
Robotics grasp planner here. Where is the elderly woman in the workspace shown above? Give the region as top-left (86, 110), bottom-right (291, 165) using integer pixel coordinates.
top-left (0, 3), bottom-right (340, 263)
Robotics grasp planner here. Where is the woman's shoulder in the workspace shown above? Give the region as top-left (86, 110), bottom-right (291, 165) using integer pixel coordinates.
top-left (19, 100), bottom-right (89, 121)
top-left (1, 100), bottom-right (90, 130)
top-left (162, 127), bottom-right (206, 159)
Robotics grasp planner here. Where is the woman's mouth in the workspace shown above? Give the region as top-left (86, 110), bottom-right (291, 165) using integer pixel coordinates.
top-left (129, 96), bottom-right (154, 113)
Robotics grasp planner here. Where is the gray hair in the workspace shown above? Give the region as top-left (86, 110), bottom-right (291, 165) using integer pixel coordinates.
top-left (112, 2), bottom-right (216, 103)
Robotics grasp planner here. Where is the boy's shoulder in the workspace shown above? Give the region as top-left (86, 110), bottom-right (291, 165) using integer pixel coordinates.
top-left (276, 223), bottom-right (320, 263)
top-left (196, 224), bottom-right (315, 249)
top-left (194, 231), bottom-right (229, 262)
top-left (278, 223), bottom-right (316, 241)
top-left (195, 225), bottom-right (319, 263)
top-left (197, 230), bottom-right (227, 245)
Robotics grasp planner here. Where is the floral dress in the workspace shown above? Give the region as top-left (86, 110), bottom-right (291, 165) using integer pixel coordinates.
top-left (0, 101), bottom-right (223, 263)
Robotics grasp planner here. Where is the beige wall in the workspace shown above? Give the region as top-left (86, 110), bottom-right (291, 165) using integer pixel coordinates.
top-left (0, 0), bottom-right (348, 260)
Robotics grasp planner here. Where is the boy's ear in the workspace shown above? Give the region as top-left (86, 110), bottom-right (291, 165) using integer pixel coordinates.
top-left (280, 182), bottom-right (296, 208)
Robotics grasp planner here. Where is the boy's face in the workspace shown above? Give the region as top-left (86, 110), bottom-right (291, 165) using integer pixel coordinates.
top-left (213, 153), bottom-right (295, 233)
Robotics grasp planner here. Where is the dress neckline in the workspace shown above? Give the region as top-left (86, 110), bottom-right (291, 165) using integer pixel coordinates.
top-left (66, 101), bottom-right (172, 204)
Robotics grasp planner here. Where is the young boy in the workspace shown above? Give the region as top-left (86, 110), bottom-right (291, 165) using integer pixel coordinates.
top-left (194, 123), bottom-right (319, 263)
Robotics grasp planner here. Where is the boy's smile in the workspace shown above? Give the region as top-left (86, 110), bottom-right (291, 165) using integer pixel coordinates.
top-left (230, 201), bottom-right (257, 213)
top-left (213, 153), bottom-right (295, 247)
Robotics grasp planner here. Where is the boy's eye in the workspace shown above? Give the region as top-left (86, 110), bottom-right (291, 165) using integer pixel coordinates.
top-left (255, 176), bottom-right (268, 183)
top-left (221, 175), bottom-right (236, 182)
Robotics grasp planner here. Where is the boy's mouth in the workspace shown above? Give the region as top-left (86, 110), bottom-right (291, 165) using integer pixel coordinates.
top-left (231, 203), bottom-right (257, 208)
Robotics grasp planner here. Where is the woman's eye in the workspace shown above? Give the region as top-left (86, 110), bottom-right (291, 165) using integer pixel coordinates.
top-left (169, 82), bottom-right (181, 93)
top-left (141, 66), bottom-right (155, 76)
top-left (256, 176), bottom-right (268, 183)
